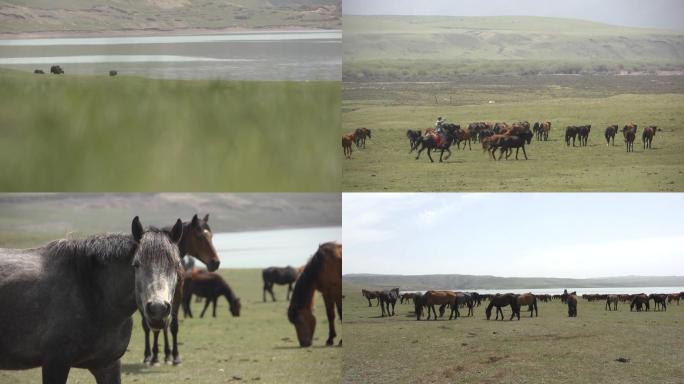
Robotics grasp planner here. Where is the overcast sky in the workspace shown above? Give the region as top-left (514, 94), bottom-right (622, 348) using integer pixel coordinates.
top-left (343, 0), bottom-right (684, 30)
top-left (343, 193), bottom-right (684, 278)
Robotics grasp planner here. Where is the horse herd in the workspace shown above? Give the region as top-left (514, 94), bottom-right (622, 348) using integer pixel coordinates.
top-left (361, 288), bottom-right (683, 321)
top-left (0, 214), bottom-right (341, 383)
top-left (342, 119), bottom-right (659, 162)
top-left (32, 65), bottom-right (118, 76)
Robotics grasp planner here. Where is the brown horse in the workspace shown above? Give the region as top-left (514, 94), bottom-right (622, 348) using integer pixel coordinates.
top-left (516, 293), bottom-right (538, 318)
top-left (400, 292), bottom-right (415, 304)
top-left (605, 295), bottom-right (618, 311)
top-left (288, 242), bottom-right (341, 347)
top-left (485, 293), bottom-right (520, 321)
top-left (182, 271), bottom-right (241, 318)
top-left (454, 128), bottom-right (472, 150)
top-left (623, 124), bottom-right (637, 152)
top-left (342, 134), bottom-right (354, 159)
top-left (418, 290), bottom-right (457, 320)
top-left (642, 126), bottom-right (656, 149)
top-left (362, 289), bottom-right (380, 307)
top-left (668, 294), bottom-right (680, 305)
top-left (567, 292), bottom-right (578, 317)
top-left (541, 121), bottom-right (551, 141)
top-left (605, 125), bottom-right (618, 146)
top-left (141, 214), bottom-right (220, 366)
top-left (630, 293), bottom-right (650, 312)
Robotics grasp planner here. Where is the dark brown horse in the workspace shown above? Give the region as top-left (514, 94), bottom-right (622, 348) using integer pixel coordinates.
top-left (485, 293), bottom-right (520, 320)
top-left (650, 294), bottom-right (667, 311)
top-left (623, 124), bottom-right (637, 152)
top-left (630, 293), bottom-right (650, 312)
top-left (413, 124), bottom-right (459, 163)
top-left (262, 266), bottom-right (300, 302)
top-left (642, 126), bottom-right (656, 149)
top-left (355, 127), bottom-right (371, 148)
top-left (182, 271), bottom-right (241, 318)
top-left (288, 242), bottom-right (341, 347)
top-left (565, 126), bottom-right (578, 146)
top-left (605, 125), bottom-right (618, 146)
top-left (668, 293), bottom-right (680, 305)
top-left (567, 292), bottom-right (578, 317)
top-left (140, 214), bottom-right (220, 366)
top-left (342, 134), bottom-right (354, 159)
top-left (378, 288), bottom-right (400, 317)
top-left (577, 125), bottom-right (591, 146)
top-left (605, 295), bottom-right (618, 311)
top-left (406, 129), bottom-right (422, 151)
top-left (0, 217), bottom-right (183, 384)
top-left (362, 288), bottom-right (380, 307)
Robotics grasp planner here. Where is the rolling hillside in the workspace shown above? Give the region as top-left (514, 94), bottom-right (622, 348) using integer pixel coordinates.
top-left (343, 15), bottom-right (684, 80)
top-left (344, 273), bottom-right (684, 290)
top-left (0, 0), bottom-right (340, 35)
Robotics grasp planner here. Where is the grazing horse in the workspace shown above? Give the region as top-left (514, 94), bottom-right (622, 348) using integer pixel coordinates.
top-left (288, 242), bottom-right (342, 347)
top-left (650, 294), bottom-right (667, 311)
top-left (182, 271), bottom-right (241, 318)
top-left (516, 293), bottom-right (538, 318)
top-left (342, 134), bottom-right (354, 159)
top-left (50, 65), bottom-right (64, 74)
top-left (565, 126), bottom-right (578, 146)
top-left (378, 288), bottom-right (400, 317)
top-left (355, 127), bottom-right (371, 148)
top-left (262, 266), bottom-right (300, 302)
top-left (668, 294), bottom-right (680, 305)
top-left (362, 289), bottom-right (380, 307)
top-left (577, 125), bottom-right (591, 146)
top-left (485, 293), bottom-right (520, 321)
top-left (567, 292), bottom-right (578, 317)
top-left (109, 70), bottom-right (118, 77)
top-left (34, 69), bottom-right (44, 74)
top-left (0, 217), bottom-right (183, 384)
top-left (140, 214), bottom-right (220, 366)
top-left (605, 295), bottom-right (618, 311)
top-left (419, 290), bottom-right (458, 320)
top-left (406, 129), bottom-right (422, 151)
top-left (605, 125), bottom-right (618, 146)
top-left (413, 124), bottom-right (458, 162)
top-left (400, 292), bottom-right (415, 304)
top-left (642, 126), bottom-right (656, 149)
top-left (630, 294), bottom-right (650, 312)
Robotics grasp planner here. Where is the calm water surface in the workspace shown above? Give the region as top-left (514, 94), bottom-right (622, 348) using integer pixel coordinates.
top-left (0, 31), bottom-right (341, 80)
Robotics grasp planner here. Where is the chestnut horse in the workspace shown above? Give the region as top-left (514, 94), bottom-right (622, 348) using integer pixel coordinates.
top-left (668, 294), bottom-right (680, 305)
top-left (182, 271), bottom-right (241, 318)
top-left (623, 124), bottom-right (637, 152)
top-left (400, 292), bottom-right (415, 304)
top-left (140, 214), bottom-right (220, 366)
top-left (288, 242), bottom-right (341, 347)
top-left (642, 126), bottom-right (656, 149)
top-left (418, 290), bottom-right (457, 320)
top-left (567, 292), bottom-right (578, 317)
top-left (342, 134), bottom-right (354, 159)
top-left (516, 293), bottom-right (538, 318)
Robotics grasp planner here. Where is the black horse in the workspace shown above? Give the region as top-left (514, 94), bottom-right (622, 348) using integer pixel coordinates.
top-left (50, 65), bottom-right (64, 74)
top-left (378, 288), bottom-right (400, 317)
top-left (565, 126), bottom-right (578, 146)
top-left (577, 125), bottom-right (591, 146)
top-left (0, 217), bottom-right (183, 384)
top-left (493, 132), bottom-right (533, 160)
top-left (413, 124), bottom-right (459, 163)
top-left (630, 294), bottom-right (650, 312)
top-left (406, 129), bottom-right (422, 151)
top-left (262, 266), bottom-right (300, 302)
top-left (485, 293), bottom-right (520, 320)
top-left (650, 294), bottom-right (667, 311)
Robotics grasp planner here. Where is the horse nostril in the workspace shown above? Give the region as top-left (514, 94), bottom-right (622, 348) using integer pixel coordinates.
top-left (146, 301), bottom-right (171, 319)
top-left (163, 302), bottom-right (171, 317)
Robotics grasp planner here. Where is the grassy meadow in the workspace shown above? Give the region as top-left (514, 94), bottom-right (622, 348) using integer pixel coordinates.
top-left (342, 16), bottom-right (684, 192)
top-left (0, 69), bottom-right (340, 191)
top-left (0, 268), bottom-right (342, 384)
top-left (342, 284), bottom-right (684, 384)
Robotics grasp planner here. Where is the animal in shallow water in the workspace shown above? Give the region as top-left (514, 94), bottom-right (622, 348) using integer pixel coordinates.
top-left (262, 266), bottom-right (300, 302)
top-left (139, 213), bottom-right (220, 366)
top-left (567, 292), bottom-right (578, 317)
top-left (182, 271), bottom-right (241, 318)
top-left (288, 242), bottom-right (342, 347)
top-left (0, 216), bottom-right (182, 383)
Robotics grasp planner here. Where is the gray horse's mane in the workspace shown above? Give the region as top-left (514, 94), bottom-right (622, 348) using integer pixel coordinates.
top-left (45, 232), bottom-right (138, 273)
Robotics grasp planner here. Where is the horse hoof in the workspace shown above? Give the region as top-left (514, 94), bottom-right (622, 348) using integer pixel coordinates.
top-left (164, 357), bottom-right (172, 365)
top-left (142, 357), bottom-right (151, 364)
top-left (173, 358), bottom-right (182, 366)
top-left (338, 340), bottom-right (343, 347)
top-left (150, 361), bottom-right (160, 367)
top-left (326, 340), bottom-right (334, 347)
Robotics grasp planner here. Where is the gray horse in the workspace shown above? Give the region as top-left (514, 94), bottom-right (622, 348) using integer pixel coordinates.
top-left (0, 216), bottom-right (183, 384)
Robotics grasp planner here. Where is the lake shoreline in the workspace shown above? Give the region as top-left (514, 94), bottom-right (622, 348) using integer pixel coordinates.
top-left (0, 26), bottom-right (341, 40)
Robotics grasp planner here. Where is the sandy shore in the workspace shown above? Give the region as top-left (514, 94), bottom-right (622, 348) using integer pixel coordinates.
top-left (0, 26), bottom-right (340, 40)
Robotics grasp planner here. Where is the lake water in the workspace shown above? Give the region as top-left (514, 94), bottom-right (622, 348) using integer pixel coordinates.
top-left (0, 30), bottom-right (341, 80)
top-left (195, 226), bottom-right (341, 269)
top-left (407, 287), bottom-right (684, 295)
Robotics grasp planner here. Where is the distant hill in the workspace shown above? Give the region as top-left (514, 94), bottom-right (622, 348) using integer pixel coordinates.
top-left (0, 193), bottom-right (340, 247)
top-left (343, 15), bottom-right (684, 80)
top-left (343, 273), bottom-right (684, 290)
top-left (0, 0), bottom-right (340, 36)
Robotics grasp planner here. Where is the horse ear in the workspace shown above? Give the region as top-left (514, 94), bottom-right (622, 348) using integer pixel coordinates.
top-left (203, 213), bottom-right (209, 223)
top-left (170, 219), bottom-right (183, 244)
top-left (191, 214), bottom-right (199, 227)
top-left (132, 216), bottom-right (144, 243)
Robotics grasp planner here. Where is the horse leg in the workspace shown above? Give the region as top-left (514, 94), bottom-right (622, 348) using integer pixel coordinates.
top-left (200, 298), bottom-right (211, 318)
top-left (151, 331), bottom-right (160, 366)
top-left (522, 146), bottom-right (527, 160)
top-left (163, 327), bottom-right (171, 364)
top-left (42, 360), bottom-right (71, 384)
top-left (89, 359), bottom-right (121, 384)
top-left (444, 147), bottom-right (451, 161)
top-left (212, 296), bottom-right (218, 317)
top-left (415, 145), bottom-right (424, 160)
top-left (427, 148), bottom-right (434, 163)
top-left (367, 297), bottom-right (372, 307)
top-left (170, 309), bottom-right (181, 365)
top-left (324, 295), bottom-right (337, 346)
top-left (287, 283), bottom-right (293, 300)
top-left (269, 283), bottom-right (276, 302)
top-left (141, 312), bottom-right (152, 364)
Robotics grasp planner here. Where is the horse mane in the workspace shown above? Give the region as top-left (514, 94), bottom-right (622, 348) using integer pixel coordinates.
top-left (288, 242), bottom-right (338, 321)
top-left (45, 232), bottom-right (138, 275)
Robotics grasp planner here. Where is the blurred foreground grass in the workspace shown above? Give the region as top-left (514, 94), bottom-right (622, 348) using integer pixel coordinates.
top-left (0, 69), bottom-right (340, 191)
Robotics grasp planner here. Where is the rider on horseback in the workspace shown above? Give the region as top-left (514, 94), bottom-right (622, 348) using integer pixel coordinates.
top-left (435, 117), bottom-right (447, 147)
